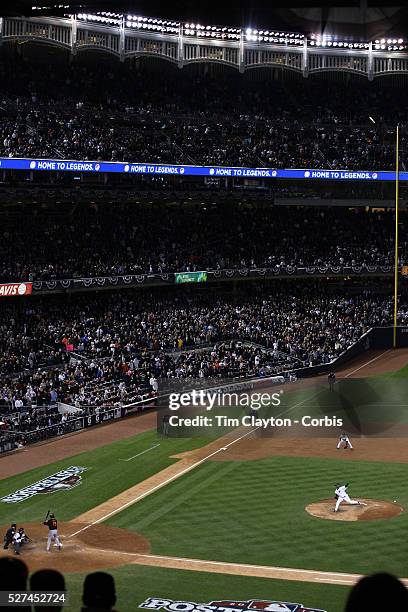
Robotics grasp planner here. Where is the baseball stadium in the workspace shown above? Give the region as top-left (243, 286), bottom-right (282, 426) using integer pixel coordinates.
top-left (1, 2), bottom-right (408, 611)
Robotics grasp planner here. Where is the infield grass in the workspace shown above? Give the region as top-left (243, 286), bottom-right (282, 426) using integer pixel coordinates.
top-left (0, 430), bottom-right (213, 524)
top-left (107, 455), bottom-right (408, 578)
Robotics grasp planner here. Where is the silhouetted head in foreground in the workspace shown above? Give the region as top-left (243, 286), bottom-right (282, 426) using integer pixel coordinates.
top-left (30, 569), bottom-right (66, 612)
top-left (345, 573), bottom-right (408, 611)
top-left (0, 556), bottom-right (28, 590)
top-left (82, 571), bottom-right (117, 611)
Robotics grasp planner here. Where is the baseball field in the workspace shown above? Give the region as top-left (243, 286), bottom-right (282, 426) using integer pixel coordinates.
top-left (1, 349), bottom-right (408, 612)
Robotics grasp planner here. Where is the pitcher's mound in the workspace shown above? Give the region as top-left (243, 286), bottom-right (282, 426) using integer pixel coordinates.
top-left (0, 521), bottom-right (150, 573)
top-left (306, 499), bottom-right (404, 522)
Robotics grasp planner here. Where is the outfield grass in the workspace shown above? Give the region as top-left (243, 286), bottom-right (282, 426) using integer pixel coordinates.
top-left (64, 565), bottom-right (348, 612)
top-left (108, 455), bottom-right (408, 578)
top-left (0, 430), bottom-right (212, 523)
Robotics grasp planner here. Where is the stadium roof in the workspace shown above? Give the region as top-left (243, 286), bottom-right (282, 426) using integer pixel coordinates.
top-left (1, 2), bottom-right (407, 39)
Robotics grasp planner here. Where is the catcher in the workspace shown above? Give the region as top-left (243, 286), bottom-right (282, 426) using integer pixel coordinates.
top-left (3, 523), bottom-right (16, 549)
top-left (13, 527), bottom-right (30, 555)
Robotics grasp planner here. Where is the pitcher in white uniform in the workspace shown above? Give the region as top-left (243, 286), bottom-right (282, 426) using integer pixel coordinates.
top-left (334, 483), bottom-right (366, 512)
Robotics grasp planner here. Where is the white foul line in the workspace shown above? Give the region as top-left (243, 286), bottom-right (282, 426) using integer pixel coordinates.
top-left (343, 349), bottom-right (391, 378)
top-left (136, 553), bottom-right (361, 577)
top-left (120, 444), bottom-right (160, 462)
top-left (68, 425), bottom-right (259, 538)
top-left (69, 545), bottom-right (408, 587)
top-left (69, 349), bottom-right (392, 540)
top-left (135, 553), bottom-right (408, 587)
top-left (69, 388), bottom-right (313, 538)
top-left (260, 349), bottom-right (391, 423)
top-left (317, 579), bottom-right (355, 584)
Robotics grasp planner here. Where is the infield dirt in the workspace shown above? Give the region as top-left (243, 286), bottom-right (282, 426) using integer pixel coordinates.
top-left (0, 521), bottom-right (150, 573)
top-left (306, 499), bottom-right (404, 521)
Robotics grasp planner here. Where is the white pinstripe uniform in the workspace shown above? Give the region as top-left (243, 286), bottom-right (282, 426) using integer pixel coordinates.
top-left (334, 484), bottom-right (366, 512)
top-left (337, 433), bottom-right (353, 449)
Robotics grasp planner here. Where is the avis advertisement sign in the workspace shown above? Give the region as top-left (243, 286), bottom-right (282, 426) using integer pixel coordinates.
top-left (0, 282), bottom-right (32, 298)
top-left (139, 597), bottom-right (326, 612)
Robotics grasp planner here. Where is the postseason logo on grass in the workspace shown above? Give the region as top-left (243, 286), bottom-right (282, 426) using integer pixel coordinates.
top-left (140, 597), bottom-right (326, 612)
top-left (1, 466), bottom-right (88, 504)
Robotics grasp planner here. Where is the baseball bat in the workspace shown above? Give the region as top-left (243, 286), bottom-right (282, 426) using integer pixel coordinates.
top-left (44, 509), bottom-right (50, 523)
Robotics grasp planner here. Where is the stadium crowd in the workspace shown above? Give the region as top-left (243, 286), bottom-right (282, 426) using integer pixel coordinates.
top-left (0, 205), bottom-right (403, 282)
top-left (0, 55), bottom-right (407, 170)
top-left (0, 287), bottom-right (404, 439)
top-left (0, 54), bottom-right (407, 451)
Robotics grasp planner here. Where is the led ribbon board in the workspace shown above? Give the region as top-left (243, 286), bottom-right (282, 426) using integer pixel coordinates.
top-left (0, 158), bottom-right (404, 181)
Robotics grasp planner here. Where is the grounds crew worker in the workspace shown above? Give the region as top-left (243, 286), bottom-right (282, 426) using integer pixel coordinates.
top-left (162, 413), bottom-right (170, 436)
top-left (3, 523), bottom-right (16, 549)
top-left (44, 513), bottom-right (63, 552)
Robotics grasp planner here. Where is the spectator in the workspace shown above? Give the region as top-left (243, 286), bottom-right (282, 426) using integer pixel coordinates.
top-left (82, 572), bottom-right (117, 612)
top-left (0, 557), bottom-right (30, 612)
top-left (30, 569), bottom-right (66, 612)
top-left (0, 204), bottom-right (404, 283)
top-left (345, 572), bottom-right (408, 610)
